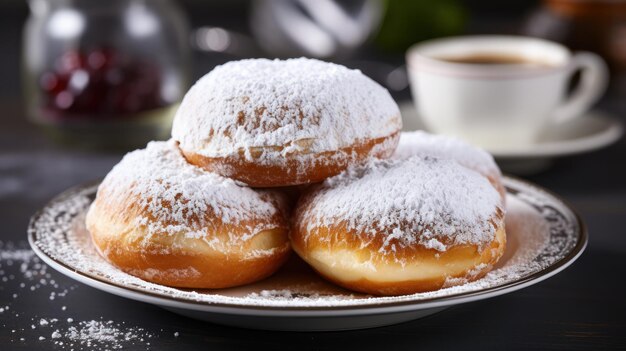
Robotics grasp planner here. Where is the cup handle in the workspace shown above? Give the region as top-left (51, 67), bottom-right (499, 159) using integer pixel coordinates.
top-left (552, 52), bottom-right (608, 124)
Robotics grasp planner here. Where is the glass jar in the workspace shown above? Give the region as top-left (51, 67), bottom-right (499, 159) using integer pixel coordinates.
top-left (23, 0), bottom-right (190, 149)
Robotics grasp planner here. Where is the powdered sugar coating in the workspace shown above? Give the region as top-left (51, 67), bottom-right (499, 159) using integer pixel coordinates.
top-left (302, 156), bottom-right (503, 253)
top-left (92, 140), bottom-right (280, 241)
top-left (393, 131), bottom-right (501, 179)
top-left (28, 177), bottom-right (581, 308)
top-left (172, 58), bottom-right (402, 163)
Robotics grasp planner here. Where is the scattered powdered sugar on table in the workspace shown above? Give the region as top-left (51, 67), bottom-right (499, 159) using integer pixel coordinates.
top-left (0, 241), bottom-right (74, 304)
top-left (300, 156), bottom-right (503, 254)
top-left (27, 176), bottom-right (580, 308)
top-left (91, 140), bottom-right (281, 240)
top-left (172, 58), bottom-right (402, 162)
top-left (58, 320), bottom-right (153, 349)
top-left (393, 131), bottom-right (501, 179)
top-left (0, 242), bottom-right (168, 349)
top-left (19, 315), bottom-right (154, 350)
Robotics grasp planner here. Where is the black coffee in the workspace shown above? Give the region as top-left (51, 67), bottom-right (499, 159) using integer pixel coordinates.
top-left (438, 54), bottom-right (553, 67)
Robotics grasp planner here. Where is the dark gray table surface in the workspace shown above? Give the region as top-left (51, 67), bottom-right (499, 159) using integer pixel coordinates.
top-left (1, 99), bottom-right (626, 350)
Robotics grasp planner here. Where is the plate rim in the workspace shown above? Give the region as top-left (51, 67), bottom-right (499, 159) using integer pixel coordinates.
top-left (27, 176), bottom-right (587, 316)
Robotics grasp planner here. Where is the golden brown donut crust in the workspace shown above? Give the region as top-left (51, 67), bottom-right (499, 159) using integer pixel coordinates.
top-left (291, 189), bottom-right (506, 296)
top-left (87, 185), bottom-right (291, 289)
top-left (181, 132), bottom-right (400, 188)
top-left (85, 140), bottom-right (294, 290)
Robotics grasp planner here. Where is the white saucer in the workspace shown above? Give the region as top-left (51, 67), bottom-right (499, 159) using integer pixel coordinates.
top-left (28, 178), bottom-right (586, 331)
top-left (400, 102), bottom-right (623, 173)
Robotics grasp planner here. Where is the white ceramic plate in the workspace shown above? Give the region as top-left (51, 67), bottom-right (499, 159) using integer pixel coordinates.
top-left (28, 177), bottom-right (586, 331)
top-left (400, 102), bottom-right (623, 173)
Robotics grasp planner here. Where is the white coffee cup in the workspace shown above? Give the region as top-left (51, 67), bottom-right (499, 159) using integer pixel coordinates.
top-left (406, 35), bottom-right (608, 149)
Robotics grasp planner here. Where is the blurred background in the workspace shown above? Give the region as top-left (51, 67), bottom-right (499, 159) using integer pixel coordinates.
top-left (2, 0), bottom-right (625, 153)
top-left (1, 0), bottom-right (625, 180)
top-left (3, 0), bottom-right (541, 103)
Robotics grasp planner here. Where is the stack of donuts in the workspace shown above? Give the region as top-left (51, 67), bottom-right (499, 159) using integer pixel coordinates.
top-left (86, 58), bottom-right (506, 296)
